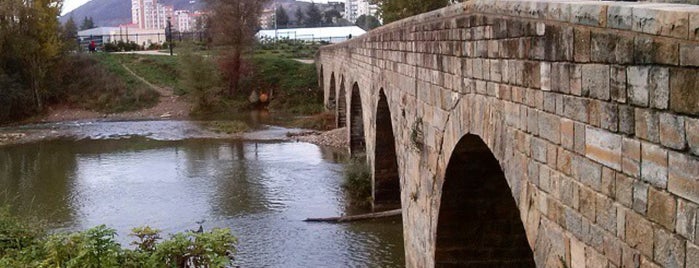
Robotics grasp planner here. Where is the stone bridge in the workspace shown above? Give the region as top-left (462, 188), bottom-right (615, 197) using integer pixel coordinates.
top-left (317, 0), bottom-right (699, 267)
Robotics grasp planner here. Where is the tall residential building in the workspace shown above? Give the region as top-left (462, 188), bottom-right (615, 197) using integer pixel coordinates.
top-left (131, 0), bottom-right (174, 29)
top-left (343, 0), bottom-right (377, 23)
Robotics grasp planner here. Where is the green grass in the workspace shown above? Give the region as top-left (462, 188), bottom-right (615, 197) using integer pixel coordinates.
top-left (248, 54), bottom-right (323, 115)
top-left (109, 54), bottom-right (184, 95)
top-left (94, 54), bottom-right (150, 92)
top-left (53, 54), bottom-right (159, 113)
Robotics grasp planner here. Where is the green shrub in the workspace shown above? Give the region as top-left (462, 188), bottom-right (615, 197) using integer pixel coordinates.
top-left (0, 208), bottom-right (239, 268)
top-left (179, 46), bottom-right (223, 112)
top-left (342, 156), bottom-right (372, 207)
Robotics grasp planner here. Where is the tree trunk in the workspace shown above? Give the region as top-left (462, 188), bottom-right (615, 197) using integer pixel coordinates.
top-left (304, 209), bottom-right (402, 223)
top-left (228, 48), bottom-right (241, 96)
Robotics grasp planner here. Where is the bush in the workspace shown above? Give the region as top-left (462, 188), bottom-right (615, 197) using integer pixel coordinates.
top-left (179, 46), bottom-right (223, 112)
top-left (0, 208), bottom-right (238, 268)
top-left (342, 156), bottom-right (372, 207)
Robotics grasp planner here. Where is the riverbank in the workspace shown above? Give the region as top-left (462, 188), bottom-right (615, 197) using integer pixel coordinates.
top-left (289, 127), bottom-right (348, 149)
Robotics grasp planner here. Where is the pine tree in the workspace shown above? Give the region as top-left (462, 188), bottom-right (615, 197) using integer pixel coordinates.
top-left (62, 17), bottom-right (79, 51)
top-left (276, 6), bottom-right (289, 28)
top-left (294, 7), bottom-right (304, 27)
top-left (80, 16), bottom-right (94, 30)
top-left (305, 2), bottom-right (322, 27)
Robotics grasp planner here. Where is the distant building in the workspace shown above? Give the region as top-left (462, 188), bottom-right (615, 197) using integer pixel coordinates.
top-left (131, 0), bottom-right (174, 29)
top-left (78, 26), bottom-right (167, 49)
top-left (259, 7), bottom-right (276, 30)
top-left (174, 10), bottom-right (193, 32)
top-left (344, 0), bottom-right (377, 23)
top-left (256, 26), bottom-right (366, 43)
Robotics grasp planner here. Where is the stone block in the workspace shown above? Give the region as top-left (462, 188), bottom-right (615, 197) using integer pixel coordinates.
top-left (583, 64), bottom-right (610, 100)
top-left (688, 242), bottom-right (699, 268)
top-left (570, 237), bottom-right (586, 268)
top-left (627, 66), bottom-right (650, 107)
top-left (571, 3), bottom-right (608, 27)
top-left (622, 138), bottom-right (641, 178)
top-left (561, 118), bottom-right (575, 150)
top-left (668, 152), bottom-right (699, 204)
top-left (601, 166), bottom-right (616, 198)
top-left (591, 31), bottom-right (633, 64)
top-left (688, 118), bottom-right (699, 156)
top-left (551, 63), bottom-right (571, 94)
top-left (580, 186), bottom-right (597, 221)
top-left (597, 194), bottom-right (617, 233)
top-left (634, 36), bottom-right (679, 65)
top-left (539, 112), bottom-right (560, 145)
top-left (619, 105), bottom-right (635, 135)
top-left (626, 211), bottom-right (654, 258)
top-left (670, 68), bottom-right (699, 115)
top-left (692, 13), bottom-right (699, 40)
top-left (616, 173), bottom-right (634, 208)
top-left (622, 243), bottom-right (641, 268)
top-left (641, 142), bottom-right (668, 189)
top-left (603, 234), bottom-right (623, 266)
top-left (543, 92), bottom-right (556, 113)
top-left (681, 43), bottom-right (699, 67)
top-left (676, 199), bottom-right (697, 242)
top-left (574, 27), bottom-right (591, 62)
top-left (586, 127), bottom-right (622, 171)
top-left (647, 187), bottom-right (676, 230)
top-left (635, 108), bottom-right (659, 143)
top-left (610, 65), bottom-right (627, 104)
top-left (559, 176), bottom-right (579, 209)
top-left (634, 181), bottom-right (649, 214)
top-left (564, 96), bottom-right (589, 123)
top-left (653, 227), bottom-right (685, 268)
top-left (574, 122), bottom-right (586, 155)
top-left (659, 113), bottom-right (686, 150)
top-left (586, 247), bottom-right (608, 268)
top-left (649, 67), bottom-right (669, 110)
top-left (540, 62), bottom-right (551, 91)
top-left (558, 148), bottom-right (574, 176)
top-left (570, 64), bottom-right (583, 96)
top-left (607, 5), bottom-right (633, 30)
top-left (574, 155), bottom-right (602, 191)
top-left (632, 6), bottom-right (690, 39)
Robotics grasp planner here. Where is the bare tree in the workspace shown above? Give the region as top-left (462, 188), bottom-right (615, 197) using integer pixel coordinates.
top-left (205, 0), bottom-right (267, 96)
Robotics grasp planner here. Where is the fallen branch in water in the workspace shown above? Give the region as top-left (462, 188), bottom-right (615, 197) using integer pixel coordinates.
top-left (304, 209), bottom-right (402, 223)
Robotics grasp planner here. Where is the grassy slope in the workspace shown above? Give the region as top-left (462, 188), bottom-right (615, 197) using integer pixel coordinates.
top-left (112, 54), bottom-right (182, 93)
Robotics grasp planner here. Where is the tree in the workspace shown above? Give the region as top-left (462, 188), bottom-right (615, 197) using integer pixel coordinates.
top-left (294, 7), bottom-right (304, 27)
top-left (323, 9), bottom-right (341, 25)
top-left (62, 17), bottom-right (79, 51)
top-left (371, 0), bottom-right (463, 24)
top-left (305, 2), bottom-right (322, 27)
top-left (80, 16), bottom-right (94, 30)
top-left (355, 15), bottom-right (381, 31)
top-left (205, 0), bottom-right (267, 96)
top-left (275, 6), bottom-right (289, 28)
top-left (0, 0), bottom-right (64, 114)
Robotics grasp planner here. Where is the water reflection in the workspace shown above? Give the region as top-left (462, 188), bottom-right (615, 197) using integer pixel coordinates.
top-left (0, 137), bottom-right (404, 267)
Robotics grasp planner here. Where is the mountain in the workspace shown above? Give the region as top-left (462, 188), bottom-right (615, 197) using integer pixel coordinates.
top-left (61, 0), bottom-right (201, 27)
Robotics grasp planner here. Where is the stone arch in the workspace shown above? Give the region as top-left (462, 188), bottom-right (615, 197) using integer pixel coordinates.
top-left (336, 76), bottom-right (347, 128)
top-left (328, 73), bottom-right (336, 110)
top-left (373, 88), bottom-right (400, 208)
top-left (349, 82), bottom-right (365, 156)
top-left (435, 134), bottom-right (535, 267)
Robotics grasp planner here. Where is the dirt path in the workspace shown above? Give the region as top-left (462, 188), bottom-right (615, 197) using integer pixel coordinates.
top-left (38, 64), bottom-right (190, 123)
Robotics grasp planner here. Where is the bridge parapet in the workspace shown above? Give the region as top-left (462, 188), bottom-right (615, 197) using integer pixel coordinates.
top-left (318, 0), bottom-right (699, 267)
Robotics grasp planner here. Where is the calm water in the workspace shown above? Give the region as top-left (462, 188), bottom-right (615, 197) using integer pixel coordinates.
top-left (0, 121), bottom-right (405, 267)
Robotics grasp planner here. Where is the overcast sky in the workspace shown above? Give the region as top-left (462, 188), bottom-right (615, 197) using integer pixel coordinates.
top-left (62, 0), bottom-right (334, 15)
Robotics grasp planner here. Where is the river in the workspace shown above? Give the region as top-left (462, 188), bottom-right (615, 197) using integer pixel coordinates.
top-left (0, 120), bottom-right (405, 267)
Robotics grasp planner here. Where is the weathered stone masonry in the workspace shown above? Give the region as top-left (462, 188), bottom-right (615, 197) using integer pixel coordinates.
top-left (318, 0), bottom-right (699, 267)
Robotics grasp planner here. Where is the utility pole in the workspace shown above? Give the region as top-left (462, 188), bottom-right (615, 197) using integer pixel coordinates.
top-left (274, 2), bottom-right (278, 40)
top-left (166, 16), bottom-right (173, 56)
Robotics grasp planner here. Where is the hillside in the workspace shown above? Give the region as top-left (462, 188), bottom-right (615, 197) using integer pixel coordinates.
top-left (61, 0), bottom-right (338, 28)
top-left (61, 0), bottom-right (200, 27)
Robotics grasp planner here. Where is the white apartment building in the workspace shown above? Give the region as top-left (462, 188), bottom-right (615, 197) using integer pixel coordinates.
top-left (343, 0), bottom-right (377, 23)
top-left (131, 0), bottom-right (174, 29)
top-left (174, 10), bottom-right (194, 32)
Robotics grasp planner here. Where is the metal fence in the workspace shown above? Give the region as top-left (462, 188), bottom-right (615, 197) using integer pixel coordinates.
top-left (76, 31), bottom-right (207, 50)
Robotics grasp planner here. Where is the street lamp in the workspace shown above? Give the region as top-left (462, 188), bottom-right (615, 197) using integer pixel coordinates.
top-left (166, 16), bottom-right (173, 56)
